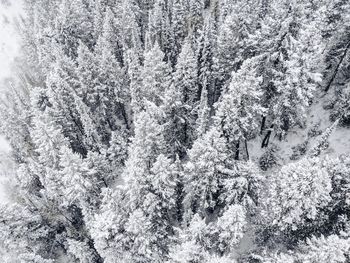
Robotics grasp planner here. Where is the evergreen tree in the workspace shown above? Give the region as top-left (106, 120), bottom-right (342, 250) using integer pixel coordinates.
top-left (140, 43), bottom-right (172, 107)
top-left (188, 0), bottom-right (205, 33)
top-left (214, 204), bottom-right (247, 254)
top-left (298, 234), bottom-right (350, 262)
top-left (169, 214), bottom-right (211, 262)
top-left (163, 38), bottom-right (198, 157)
top-left (265, 157), bottom-right (332, 232)
top-left (256, 0), bottom-right (324, 139)
top-left (119, 0), bottom-right (143, 51)
top-left (171, 0), bottom-right (188, 64)
top-left (125, 104), bottom-right (167, 182)
top-left (2, 1), bottom-right (350, 262)
top-left (126, 48), bottom-right (143, 116)
top-left (196, 86), bottom-right (210, 138)
top-left (182, 127), bottom-right (230, 222)
top-left (148, 0), bottom-right (173, 58)
top-left (55, 0), bottom-right (95, 57)
top-left (309, 119), bottom-right (339, 157)
top-left (95, 10), bottom-right (131, 130)
top-left (197, 15), bottom-right (217, 106)
top-left (215, 0), bottom-right (261, 91)
top-left (215, 58), bottom-right (266, 160)
top-left (46, 47), bottom-right (88, 155)
top-left (321, 0), bottom-right (350, 93)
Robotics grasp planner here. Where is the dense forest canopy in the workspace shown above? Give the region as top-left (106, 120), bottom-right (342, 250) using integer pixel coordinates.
top-left (0, 0), bottom-right (350, 262)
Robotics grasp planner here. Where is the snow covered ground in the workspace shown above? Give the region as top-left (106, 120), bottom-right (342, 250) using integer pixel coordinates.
top-left (248, 90), bottom-right (350, 168)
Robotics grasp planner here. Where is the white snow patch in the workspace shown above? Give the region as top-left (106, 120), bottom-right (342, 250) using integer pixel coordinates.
top-left (249, 92), bottom-right (350, 168)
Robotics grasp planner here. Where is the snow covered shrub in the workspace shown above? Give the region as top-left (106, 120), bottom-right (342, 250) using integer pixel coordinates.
top-left (323, 96), bottom-right (336, 110)
top-left (204, 255), bottom-right (236, 263)
top-left (290, 141), bottom-right (309, 160)
top-left (250, 251), bottom-right (296, 263)
top-left (307, 122), bottom-right (322, 138)
top-left (17, 254), bottom-right (55, 263)
top-left (259, 145), bottom-right (279, 171)
top-left (266, 158), bottom-right (332, 231)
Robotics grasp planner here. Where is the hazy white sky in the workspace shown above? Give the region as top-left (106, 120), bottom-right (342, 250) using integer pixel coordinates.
top-left (0, 1), bottom-right (22, 203)
top-left (0, 0), bottom-right (22, 80)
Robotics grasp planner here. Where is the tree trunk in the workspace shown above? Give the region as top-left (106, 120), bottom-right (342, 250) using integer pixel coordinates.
top-left (324, 40), bottom-right (350, 92)
top-left (235, 141), bottom-right (240, 160)
top-left (260, 116), bottom-right (266, 135)
top-left (261, 125), bottom-right (274, 148)
top-left (175, 180), bottom-right (184, 223)
top-left (86, 238), bottom-right (104, 263)
top-left (245, 139), bottom-right (249, 160)
top-left (120, 103), bottom-right (130, 131)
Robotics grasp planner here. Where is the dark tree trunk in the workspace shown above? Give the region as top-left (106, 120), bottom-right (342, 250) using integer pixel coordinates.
top-left (175, 180), bottom-right (184, 223)
top-left (261, 125), bottom-right (274, 148)
top-left (235, 141), bottom-right (240, 160)
top-left (324, 40), bottom-right (350, 92)
top-left (260, 116), bottom-right (266, 135)
top-left (245, 139), bottom-right (249, 160)
top-left (119, 102), bottom-right (130, 131)
top-left (87, 238), bottom-right (104, 263)
top-left (182, 120), bottom-right (188, 158)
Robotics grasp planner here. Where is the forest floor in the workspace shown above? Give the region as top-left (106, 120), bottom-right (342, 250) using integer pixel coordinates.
top-left (248, 90), bottom-right (350, 165)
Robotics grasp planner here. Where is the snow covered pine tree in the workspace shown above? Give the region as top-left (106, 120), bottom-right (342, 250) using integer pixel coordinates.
top-left (0, 0), bottom-right (350, 262)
